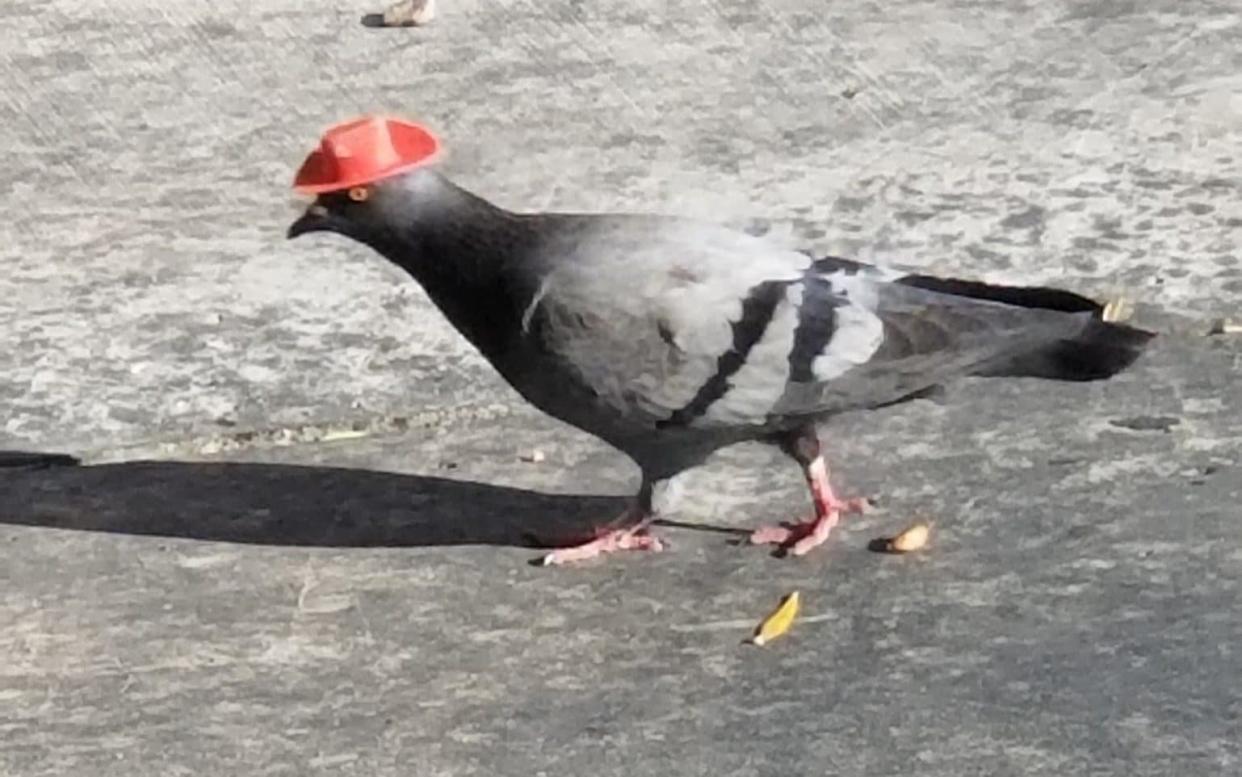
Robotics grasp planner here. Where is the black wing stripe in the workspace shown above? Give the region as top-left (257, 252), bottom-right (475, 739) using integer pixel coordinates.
top-left (659, 280), bottom-right (789, 428)
top-left (787, 275), bottom-right (845, 383)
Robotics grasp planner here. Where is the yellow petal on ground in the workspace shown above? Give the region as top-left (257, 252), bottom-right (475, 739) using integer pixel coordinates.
top-left (751, 591), bottom-right (800, 646)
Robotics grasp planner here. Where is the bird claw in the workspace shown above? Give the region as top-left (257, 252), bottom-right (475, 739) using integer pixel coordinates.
top-left (748, 514), bottom-right (836, 555)
top-left (749, 496), bottom-right (870, 555)
top-left (538, 525), bottom-right (664, 566)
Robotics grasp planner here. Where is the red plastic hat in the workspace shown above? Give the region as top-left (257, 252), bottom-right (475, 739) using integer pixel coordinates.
top-left (293, 116), bottom-right (441, 194)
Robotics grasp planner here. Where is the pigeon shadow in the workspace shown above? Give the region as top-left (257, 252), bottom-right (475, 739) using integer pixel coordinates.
top-left (0, 455), bottom-right (626, 549)
top-left (0, 449), bottom-right (82, 469)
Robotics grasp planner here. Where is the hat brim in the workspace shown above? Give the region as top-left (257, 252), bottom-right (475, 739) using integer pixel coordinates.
top-left (292, 149), bottom-right (442, 194)
top-left (292, 116), bottom-right (443, 194)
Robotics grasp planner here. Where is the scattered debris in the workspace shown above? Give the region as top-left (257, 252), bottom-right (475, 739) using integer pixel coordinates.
top-left (1208, 317), bottom-right (1242, 335)
top-left (1101, 297), bottom-right (1133, 323)
top-left (750, 591), bottom-right (800, 646)
top-left (127, 403), bottom-right (515, 460)
top-left (872, 521), bottom-right (931, 554)
top-left (518, 448), bottom-right (546, 463)
top-left (365, 0), bottom-right (435, 27)
top-left (320, 428), bottom-right (371, 443)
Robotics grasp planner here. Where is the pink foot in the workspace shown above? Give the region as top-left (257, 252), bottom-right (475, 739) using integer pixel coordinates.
top-left (539, 522), bottom-right (664, 566)
top-left (750, 451), bottom-right (871, 556)
top-left (749, 497), bottom-right (869, 554)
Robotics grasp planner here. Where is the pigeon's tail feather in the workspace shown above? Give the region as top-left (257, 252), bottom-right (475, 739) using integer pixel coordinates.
top-left (895, 273), bottom-right (1155, 382)
top-left (978, 317), bottom-right (1156, 381)
top-left (896, 274), bottom-right (1103, 313)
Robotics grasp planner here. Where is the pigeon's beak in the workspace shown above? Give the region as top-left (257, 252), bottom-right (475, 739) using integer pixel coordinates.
top-left (287, 203), bottom-right (331, 240)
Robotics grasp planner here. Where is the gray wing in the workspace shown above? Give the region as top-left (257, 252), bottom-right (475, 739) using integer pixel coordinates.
top-left (523, 215), bottom-right (1094, 430)
top-left (767, 269), bottom-right (1098, 420)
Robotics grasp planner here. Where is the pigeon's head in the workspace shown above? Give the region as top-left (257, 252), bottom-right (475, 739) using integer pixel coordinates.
top-left (286, 116), bottom-right (443, 246)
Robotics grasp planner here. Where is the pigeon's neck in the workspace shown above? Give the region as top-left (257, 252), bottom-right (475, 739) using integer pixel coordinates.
top-left (374, 173), bottom-right (540, 360)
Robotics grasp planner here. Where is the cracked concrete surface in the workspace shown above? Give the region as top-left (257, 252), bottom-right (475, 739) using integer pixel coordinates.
top-left (1, 1), bottom-right (1240, 775)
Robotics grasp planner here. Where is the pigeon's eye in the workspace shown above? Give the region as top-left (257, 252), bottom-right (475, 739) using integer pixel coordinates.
top-left (348, 186), bottom-right (370, 203)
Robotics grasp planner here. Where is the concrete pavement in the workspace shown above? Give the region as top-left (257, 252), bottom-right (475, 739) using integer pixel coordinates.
top-left (2, 1), bottom-right (1240, 775)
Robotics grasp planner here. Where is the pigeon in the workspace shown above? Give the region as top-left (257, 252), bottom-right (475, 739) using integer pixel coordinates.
top-left (286, 116), bottom-right (1155, 564)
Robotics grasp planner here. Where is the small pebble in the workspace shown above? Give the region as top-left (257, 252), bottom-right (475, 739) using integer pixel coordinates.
top-left (519, 449), bottom-right (546, 463)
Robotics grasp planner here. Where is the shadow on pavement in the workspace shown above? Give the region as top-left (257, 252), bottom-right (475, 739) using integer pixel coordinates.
top-left (0, 450), bottom-right (82, 469)
top-left (0, 455), bottom-right (627, 549)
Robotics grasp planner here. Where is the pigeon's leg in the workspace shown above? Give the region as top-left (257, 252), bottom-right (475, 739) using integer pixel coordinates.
top-left (539, 479), bottom-right (673, 566)
top-left (749, 428), bottom-right (869, 555)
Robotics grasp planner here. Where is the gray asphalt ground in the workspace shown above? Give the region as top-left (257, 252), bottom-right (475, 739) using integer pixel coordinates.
top-left (2, 1), bottom-right (1240, 775)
